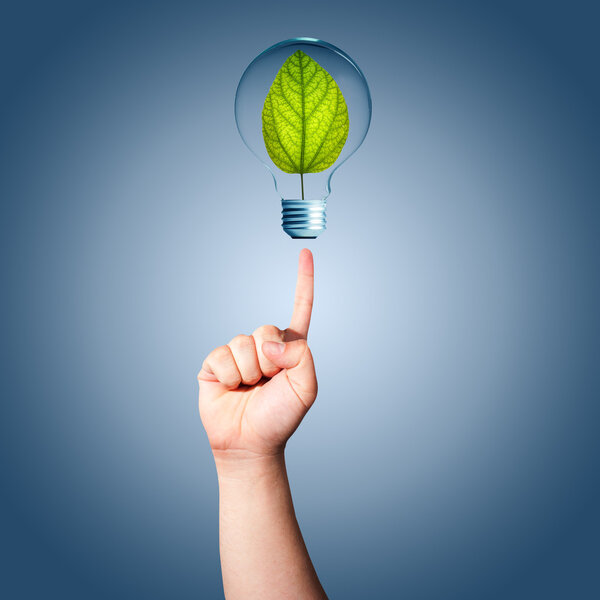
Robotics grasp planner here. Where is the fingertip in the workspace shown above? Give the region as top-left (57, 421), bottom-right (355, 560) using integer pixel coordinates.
top-left (197, 367), bottom-right (218, 383)
top-left (299, 248), bottom-right (314, 275)
top-left (245, 373), bottom-right (263, 386)
top-left (225, 379), bottom-right (242, 390)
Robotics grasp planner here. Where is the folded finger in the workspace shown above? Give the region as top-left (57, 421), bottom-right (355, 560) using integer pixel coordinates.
top-left (227, 334), bottom-right (262, 385)
top-left (251, 324), bottom-right (285, 378)
top-left (201, 345), bottom-right (241, 389)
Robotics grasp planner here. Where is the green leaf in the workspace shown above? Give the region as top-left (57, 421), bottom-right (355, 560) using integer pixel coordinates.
top-left (262, 49), bottom-right (349, 175)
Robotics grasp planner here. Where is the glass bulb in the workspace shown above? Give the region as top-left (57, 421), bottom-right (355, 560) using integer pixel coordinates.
top-left (235, 37), bottom-right (372, 238)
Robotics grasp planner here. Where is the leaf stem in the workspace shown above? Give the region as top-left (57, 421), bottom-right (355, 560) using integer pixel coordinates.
top-left (300, 173), bottom-right (304, 200)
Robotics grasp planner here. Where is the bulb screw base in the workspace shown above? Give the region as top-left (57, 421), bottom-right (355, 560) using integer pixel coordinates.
top-left (281, 199), bottom-right (327, 239)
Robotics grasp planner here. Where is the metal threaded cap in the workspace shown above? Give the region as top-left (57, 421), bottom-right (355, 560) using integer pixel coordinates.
top-left (281, 199), bottom-right (327, 239)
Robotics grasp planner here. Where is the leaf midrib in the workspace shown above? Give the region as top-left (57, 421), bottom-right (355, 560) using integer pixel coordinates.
top-left (298, 52), bottom-right (306, 174)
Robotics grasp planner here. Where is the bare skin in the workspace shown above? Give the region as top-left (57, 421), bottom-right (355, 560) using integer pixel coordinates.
top-left (198, 249), bottom-right (327, 600)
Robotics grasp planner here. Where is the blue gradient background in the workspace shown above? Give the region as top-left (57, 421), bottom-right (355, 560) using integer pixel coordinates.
top-left (1, 1), bottom-right (599, 598)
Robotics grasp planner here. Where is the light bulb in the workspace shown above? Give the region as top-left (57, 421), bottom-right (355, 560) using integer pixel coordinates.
top-left (235, 38), bottom-right (372, 238)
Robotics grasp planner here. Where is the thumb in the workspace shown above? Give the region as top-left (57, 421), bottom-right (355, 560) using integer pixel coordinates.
top-left (262, 339), bottom-right (317, 407)
top-left (262, 339), bottom-right (307, 369)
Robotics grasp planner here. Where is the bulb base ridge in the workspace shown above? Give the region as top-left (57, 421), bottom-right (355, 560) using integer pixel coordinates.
top-left (281, 199), bottom-right (326, 239)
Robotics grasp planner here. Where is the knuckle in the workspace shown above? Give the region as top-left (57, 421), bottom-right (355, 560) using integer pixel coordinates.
top-left (211, 345), bottom-right (231, 362)
top-left (296, 293), bottom-right (313, 309)
top-left (228, 334), bottom-right (254, 350)
top-left (295, 339), bottom-right (309, 356)
top-left (253, 324), bottom-right (282, 340)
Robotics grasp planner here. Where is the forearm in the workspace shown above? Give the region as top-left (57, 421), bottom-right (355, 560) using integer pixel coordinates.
top-left (215, 451), bottom-right (327, 600)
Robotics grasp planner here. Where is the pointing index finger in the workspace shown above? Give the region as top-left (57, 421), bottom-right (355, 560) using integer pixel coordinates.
top-left (288, 248), bottom-right (314, 339)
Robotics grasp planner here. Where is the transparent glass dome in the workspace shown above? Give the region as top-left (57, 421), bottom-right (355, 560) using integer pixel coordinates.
top-left (235, 38), bottom-right (372, 237)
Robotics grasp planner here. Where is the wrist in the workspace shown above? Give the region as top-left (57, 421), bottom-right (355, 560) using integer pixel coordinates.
top-left (213, 448), bottom-right (286, 482)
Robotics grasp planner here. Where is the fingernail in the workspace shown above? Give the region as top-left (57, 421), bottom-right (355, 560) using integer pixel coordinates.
top-left (265, 341), bottom-right (285, 355)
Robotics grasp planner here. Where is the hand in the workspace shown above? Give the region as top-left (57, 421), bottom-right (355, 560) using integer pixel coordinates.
top-left (198, 249), bottom-right (317, 462)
